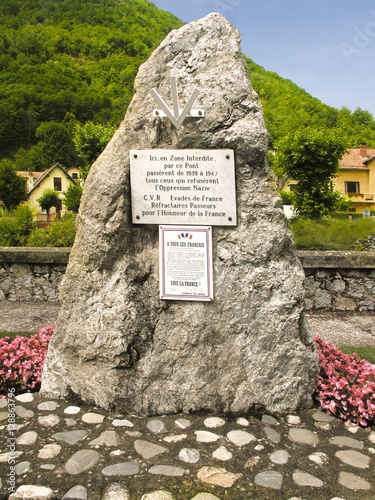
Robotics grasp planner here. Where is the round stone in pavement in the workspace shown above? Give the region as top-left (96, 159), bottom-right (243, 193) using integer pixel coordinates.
top-left (147, 419), bottom-right (167, 434)
top-left (38, 414), bottom-right (60, 427)
top-left (134, 439), bottom-right (167, 459)
top-left (112, 418), bottom-right (134, 427)
top-left (37, 401), bottom-right (59, 411)
top-left (263, 426), bottom-right (281, 443)
top-left (15, 406), bottom-right (34, 418)
top-left (292, 470), bottom-right (324, 487)
top-left (101, 483), bottom-right (130, 500)
top-left (179, 447), bottom-right (200, 463)
top-left (62, 485), bottom-right (87, 499)
top-left (81, 412), bottom-right (105, 424)
top-left (197, 466), bottom-right (242, 488)
top-left (102, 461), bottom-right (140, 476)
top-left (338, 471), bottom-right (371, 490)
top-left (175, 418), bottom-right (191, 429)
top-left (254, 470), bottom-right (283, 490)
top-left (38, 443), bottom-right (61, 459)
top-left (15, 393), bottom-right (34, 403)
top-left (141, 491), bottom-right (174, 500)
top-left (17, 430), bottom-right (37, 445)
top-left (52, 430), bottom-right (88, 445)
top-left (149, 465), bottom-right (186, 476)
top-left (64, 449), bottom-right (100, 475)
top-left (270, 450), bottom-right (289, 464)
top-left (195, 430), bottom-right (220, 443)
top-left (64, 406), bottom-right (81, 414)
top-left (312, 409), bottom-right (335, 422)
top-left (212, 445), bottom-right (232, 461)
top-left (15, 461), bottom-right (31, 475)
top-left (227, 430), bottom-right (256, 446)
top-left (9, 485), bottom-right (54, 499)
top-left (335, 449), bottom-right (370, 468)
top-left (288, 427), bottom-right (319, 446)
top-left (329, 435), bottom-right (364, 449)
top-left (204, 417), bottom-right (225, 428)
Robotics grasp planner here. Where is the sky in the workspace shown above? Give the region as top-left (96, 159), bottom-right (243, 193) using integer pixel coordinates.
top-left (151, 0), bottom-right (375, 117)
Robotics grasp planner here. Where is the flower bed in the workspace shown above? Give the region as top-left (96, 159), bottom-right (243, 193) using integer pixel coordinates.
top-left (0, 325), bottom-right (55, 396)
top-left (1, 328), bottom-right (375, 429)
top-left (315, 336), bottom-right (375, 428)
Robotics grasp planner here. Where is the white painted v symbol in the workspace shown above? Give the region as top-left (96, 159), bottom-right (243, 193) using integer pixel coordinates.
top-left (150, 76), bottom-right (200, 130)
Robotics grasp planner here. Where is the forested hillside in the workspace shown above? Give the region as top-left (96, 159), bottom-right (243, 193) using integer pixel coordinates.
top-left (1, 0), bottom-right (375, 172)
top-left (246, 57), bottom-right (375, 148)
top-left (0, 0), bottom-right (181, 165)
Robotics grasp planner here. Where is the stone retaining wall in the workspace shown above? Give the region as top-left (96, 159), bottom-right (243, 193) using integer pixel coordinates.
top-left (0, 248), bottom-right (70, 302)
top-left (298, 251), bottom-right (375, 312)
top-left (1, 248), bottom-right (375, 312)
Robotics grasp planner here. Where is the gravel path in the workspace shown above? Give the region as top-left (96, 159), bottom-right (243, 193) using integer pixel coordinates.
top-left (1, 301), bottom-right (375, 348)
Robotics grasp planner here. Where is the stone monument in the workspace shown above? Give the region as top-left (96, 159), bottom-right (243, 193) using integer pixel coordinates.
top-left (41, 13), bottom-right (319, 415)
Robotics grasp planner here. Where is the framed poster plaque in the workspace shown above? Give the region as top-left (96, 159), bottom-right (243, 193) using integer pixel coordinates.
top-left (159, 225), bottom-right (213, 301)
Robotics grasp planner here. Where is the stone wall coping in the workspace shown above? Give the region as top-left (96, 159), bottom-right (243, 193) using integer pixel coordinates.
top-left (0, 247), bottom-right (374, 268)
top-left (0, 247), bottom-right (71, 264)
top-left (296, 250), bottom-right (375, 269)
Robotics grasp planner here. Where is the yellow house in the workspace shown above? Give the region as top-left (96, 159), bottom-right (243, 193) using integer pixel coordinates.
top-left (26, 163), bottom-right (79, 220)
top-left (280, 144), bottom-right (375, 214)
top-left (334, 144), bottom-right (375, 213)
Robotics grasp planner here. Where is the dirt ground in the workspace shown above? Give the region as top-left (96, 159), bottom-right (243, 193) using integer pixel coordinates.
top-left (0, 300), bottom-right (374, 347)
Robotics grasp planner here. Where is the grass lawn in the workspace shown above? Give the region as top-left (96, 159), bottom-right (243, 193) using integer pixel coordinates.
top-left (0, 330), bottom-right (35, 340)
top-left (339, 345), bottom-right (375, 365)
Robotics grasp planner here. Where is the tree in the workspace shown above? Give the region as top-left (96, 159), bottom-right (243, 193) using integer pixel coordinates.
top-left (274, 128), bottom-right (348, 218)
top-left (62, 184), bottom-right (83, 213)
top-left (0, 160), bottom-right (28, 210)
top-left (73, 121), bottom-right (116, 180)
top-left (37, 188), bottom-right (60, 222)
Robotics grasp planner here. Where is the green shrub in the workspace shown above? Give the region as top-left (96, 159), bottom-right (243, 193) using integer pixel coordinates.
top-left (290, 217), bottom-right (375, 250)
top-left (0, 205), bottom-right (38, 246)
top-left (28, 213), bottom-right (76, 247)
top-left (280, 190), bottom-right (294, 205)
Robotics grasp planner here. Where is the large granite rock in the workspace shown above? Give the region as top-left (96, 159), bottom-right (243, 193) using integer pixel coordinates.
top-left (41, 13), bottom-right (319, 414)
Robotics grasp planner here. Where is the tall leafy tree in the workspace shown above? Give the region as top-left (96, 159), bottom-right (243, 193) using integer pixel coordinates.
top-left (73, 121), bottom-right (115, 179)
top-left (37, 188), bottom-right (60, 222)
top-left (274, 128), bottom-right (348, 218)
top-left (62, 184), bottom-right (83, 213)
top-left (0, 160), bottom-right (28, 210)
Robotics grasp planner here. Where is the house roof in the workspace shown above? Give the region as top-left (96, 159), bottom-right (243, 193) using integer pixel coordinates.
top-left (340, 147), bottom-right (375, 170)
top-left (28, 163), bottom-right (78, 195)
top-left (16, 171), bottom-right (42, 180)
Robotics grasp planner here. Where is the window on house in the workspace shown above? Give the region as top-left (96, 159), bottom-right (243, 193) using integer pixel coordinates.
top-left (289, 184), bottom-right (297, 191)
top-left (345, 181), bottom-right (359, 194)
top-left (54, 177), bottom-right (62, 191)
top-left (71, 173), bottom-right (78, 180)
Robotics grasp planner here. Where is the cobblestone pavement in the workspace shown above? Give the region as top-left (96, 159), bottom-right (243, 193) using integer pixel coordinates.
top-left (1, 303), bottom-right (375, 499)
top-left (0, 392), bottom-right (374, 500)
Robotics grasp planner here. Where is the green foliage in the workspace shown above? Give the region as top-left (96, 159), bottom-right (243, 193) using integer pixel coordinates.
top-left (274, 128), bottom-right (348, 218)
top-left (0, 160), bottom-right (28, 210)
top-left (37, 188), bottom-right (60, 216)
top-left (73, 121), bottom-right (115, 179)
top-left (28, 213), bottom-right (76, 247)
top-left (290, 218), bottom-right (375, 251)
top-left (0, 204), bottom-right (38, 246)
top-left (280, 190), bottom-right (294, 205)
top-left (62, 183), bottom-right (82, 213)
top-left (246, 57), bottom-right (375, 148)
top-left (0, 0), bottom-right (181, 158)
